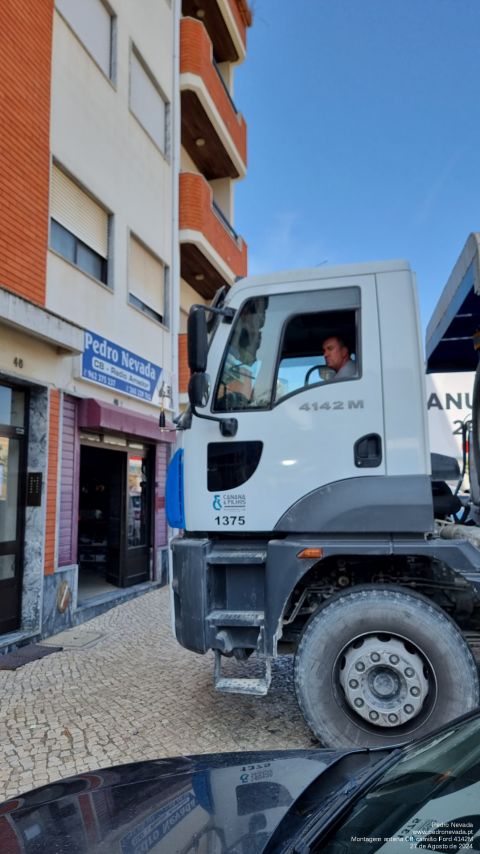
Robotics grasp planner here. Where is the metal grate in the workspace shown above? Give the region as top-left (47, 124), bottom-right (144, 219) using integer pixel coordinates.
top-left (0, 644), bottom-right (62, 670)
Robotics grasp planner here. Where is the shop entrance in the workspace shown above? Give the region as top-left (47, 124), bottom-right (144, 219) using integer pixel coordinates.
top-left (0, 384), bottom-right (27, 635)
top-left (78, 442), bottom-right (152, 600)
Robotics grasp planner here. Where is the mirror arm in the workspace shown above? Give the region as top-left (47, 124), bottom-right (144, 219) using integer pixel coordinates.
top-left (190, 304), bottom-right (235, 320)
top-left (190, 404), bottom-right (238, 437)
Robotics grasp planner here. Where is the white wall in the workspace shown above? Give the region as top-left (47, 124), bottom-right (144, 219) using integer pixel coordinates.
top-left (210, 177), bottom-right (234, 224)
top-left (180, 145), bottom-right (200, 174)
top-left (180, 276), bottom-right (206, 315)
top-left (426, 372), bottom-right (474, 460)
top-left (47, 1), bottom-right (174, 412)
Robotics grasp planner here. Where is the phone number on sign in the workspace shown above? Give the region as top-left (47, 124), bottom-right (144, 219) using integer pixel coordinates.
top-left (83, 370), bottom-right (151, 401)
top-left (84, 369), bottom-right (116, 388)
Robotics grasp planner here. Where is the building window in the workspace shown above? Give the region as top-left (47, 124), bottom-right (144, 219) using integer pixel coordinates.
top-left (129, 235), bottom-right (165, 324)
top-left (56, 0), bottom-right (113, 79)
top-left (50, 165), bottom-right (109, 285)
top-left (130, 48), bottom-right (167, 154)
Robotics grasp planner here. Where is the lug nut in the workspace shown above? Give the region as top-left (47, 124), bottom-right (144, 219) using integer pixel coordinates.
top-left (388, 713), bottom-right (398, 724)
top-left (349, 679), bottom-right (359, 689)
top-left (355, 662), bottom-right (365, 672)
top-left (354, 698), bottom-right (364, 708)
top-left (410, 686), bottom-right (420, 697)
top-left (371, 652), bottom-right (381, 663)
top-left (404, 704), bottom-right (414, 714)
top-left (405, 667), bottom-right (415, 678)
top-left (389, 654), bottom-right (400, 665)
top-left (369, 711), bottom-right (379, 721)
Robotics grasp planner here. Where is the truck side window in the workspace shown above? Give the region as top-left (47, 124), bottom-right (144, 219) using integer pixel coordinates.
top-left (213, 289), bottom-right (360, 412)
top-left (276, 309), bottom-right (358, 401)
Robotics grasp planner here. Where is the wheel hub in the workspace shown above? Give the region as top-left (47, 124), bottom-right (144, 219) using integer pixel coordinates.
top-left (339, 635), bottom-right (429, 727)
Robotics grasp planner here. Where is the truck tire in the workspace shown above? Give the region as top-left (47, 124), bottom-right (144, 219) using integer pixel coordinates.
top-left (293, 585), bottom-right (479, 749)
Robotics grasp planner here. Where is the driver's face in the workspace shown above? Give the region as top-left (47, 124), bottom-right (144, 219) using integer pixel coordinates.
top-left (322, 337), bottom-right (349, 372)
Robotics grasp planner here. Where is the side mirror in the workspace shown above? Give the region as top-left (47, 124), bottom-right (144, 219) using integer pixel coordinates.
top-left (188, 309), bottom-right (208, 373)
top-left (188, 372), bottom-right (210, 409)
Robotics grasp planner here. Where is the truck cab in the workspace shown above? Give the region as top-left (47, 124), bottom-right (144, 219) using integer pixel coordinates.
top-left (167, 258), bottom-right (480, 749)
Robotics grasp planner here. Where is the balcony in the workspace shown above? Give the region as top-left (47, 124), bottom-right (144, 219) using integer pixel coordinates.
top-left (180, 17), bottom-right (247, 180)
top-left (179, 171), bottom-right (247, 298)
top-left (182, 0), bottom-right (251, 64)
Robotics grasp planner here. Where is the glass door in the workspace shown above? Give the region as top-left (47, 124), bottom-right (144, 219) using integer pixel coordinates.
top-left (0, 385), bottom-right (27, 634)
top-left (123, 447), bottom-right (151, 587)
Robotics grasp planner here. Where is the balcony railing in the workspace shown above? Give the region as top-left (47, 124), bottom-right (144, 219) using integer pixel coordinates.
top-left (179, 172), bottom-right (247, 296)
top-left (212, 199), bottom-right (239, 244)
top-left (182, 0), bottom-right (250, 63)
top-left (212, 57), bottom-right (237, 113)
top-left (180, 17), bottom-right (247, 179)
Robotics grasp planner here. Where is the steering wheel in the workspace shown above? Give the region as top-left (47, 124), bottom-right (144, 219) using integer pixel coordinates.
top-left (305, 365), bottom-right (324, 385)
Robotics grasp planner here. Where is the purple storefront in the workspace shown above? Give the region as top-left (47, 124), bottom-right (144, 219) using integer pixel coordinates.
top-left (53, 396), bottom-right (174, 626)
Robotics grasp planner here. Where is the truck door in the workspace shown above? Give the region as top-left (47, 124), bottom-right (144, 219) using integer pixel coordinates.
top-left (185, 276), bottom-right (385, 533)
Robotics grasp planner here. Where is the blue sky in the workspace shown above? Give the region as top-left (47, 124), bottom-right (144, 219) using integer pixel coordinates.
top-left (234, 0), bottom-right (480, 335)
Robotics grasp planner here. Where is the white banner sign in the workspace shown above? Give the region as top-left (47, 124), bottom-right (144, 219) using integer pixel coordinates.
top-left (426, 372), bottom-right (474, 459)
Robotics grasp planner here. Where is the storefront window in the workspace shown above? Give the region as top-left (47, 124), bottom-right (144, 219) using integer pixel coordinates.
top-left (0, 383), bottom-right (26, 634)
top-left (0, 436), bottom-right (20, 543)
top-left (0, 554), bottom-right (15, 581)
top-left (0, 387), bottom-right (25, 427)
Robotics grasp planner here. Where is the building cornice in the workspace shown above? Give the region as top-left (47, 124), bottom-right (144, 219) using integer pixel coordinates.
top-left (0, 284), bottom-right (85, 355)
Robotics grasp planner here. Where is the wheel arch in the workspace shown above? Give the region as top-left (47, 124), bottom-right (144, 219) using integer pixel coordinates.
top-left (269, 544), bottom-right (479, 654)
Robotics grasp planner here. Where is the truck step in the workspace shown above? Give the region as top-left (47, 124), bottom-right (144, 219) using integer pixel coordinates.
top-left (214, 650), bottom-right (271, 696)
top-left (207, 549), bottom-right (267, 565)
top-left (208, 610), bottom-right (264, 626)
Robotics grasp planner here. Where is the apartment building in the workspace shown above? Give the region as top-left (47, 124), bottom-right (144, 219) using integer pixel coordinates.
top-left (0, 0), bottom-right (177, 650)
top-left (0, 0), bottom-right (250, 651)
top-left (178, 0), bottom-right (251, 401)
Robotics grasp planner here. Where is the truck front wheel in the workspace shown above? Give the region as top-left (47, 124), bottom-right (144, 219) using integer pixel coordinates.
top-left (294, 585), bottom-right (479, 748)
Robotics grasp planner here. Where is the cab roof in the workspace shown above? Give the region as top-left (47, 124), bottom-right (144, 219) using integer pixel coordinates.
top-left (231, 259), bottom-right (411, 297)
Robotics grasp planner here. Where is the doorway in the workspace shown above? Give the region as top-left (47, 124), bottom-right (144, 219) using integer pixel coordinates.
top-left (0, 384), bottom-right (27, 635)
top-left (77, 443), bottom-right (152, 601)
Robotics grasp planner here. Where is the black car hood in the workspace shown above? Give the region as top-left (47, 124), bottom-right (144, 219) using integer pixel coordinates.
top-left (0, 749), bottom-right (347, 854)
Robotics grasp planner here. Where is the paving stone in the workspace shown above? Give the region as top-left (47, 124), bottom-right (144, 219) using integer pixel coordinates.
top-left (0, 587), bottom-right (313, 801)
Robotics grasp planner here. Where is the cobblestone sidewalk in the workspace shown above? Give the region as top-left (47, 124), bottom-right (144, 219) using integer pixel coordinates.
top-left (0, 587), bottom-right (316, 801)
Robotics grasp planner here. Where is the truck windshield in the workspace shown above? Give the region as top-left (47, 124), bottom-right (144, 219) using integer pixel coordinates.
top-left (214, 295), bottom-right (276, 410)
top-left (207, 285), bottom-right (228, 348)
top-left (213, 288), bottom-right (360, 411)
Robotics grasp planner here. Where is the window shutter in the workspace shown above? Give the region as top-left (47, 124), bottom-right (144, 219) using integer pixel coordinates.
top-left (51, 165), bottom-right (108, 258)
top-left (56, 0), bottom-right (111, 78)
top-left (129, 236), bottom-right (165, 317)
top-left (130, 51), bottom-right (166, 152)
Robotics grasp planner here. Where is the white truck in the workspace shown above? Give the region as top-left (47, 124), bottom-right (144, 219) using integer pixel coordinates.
top-left (166, 256), bottom-right (480, 749)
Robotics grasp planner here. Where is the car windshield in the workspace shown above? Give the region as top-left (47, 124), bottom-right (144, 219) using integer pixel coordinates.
top-left (314, 715), bottom-right (480, 853)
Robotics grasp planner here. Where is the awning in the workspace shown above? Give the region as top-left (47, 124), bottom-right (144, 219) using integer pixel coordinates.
top-left (78, 398), bottom-right (176, 443)
top-left (426, 233), bottom-right (480, 373)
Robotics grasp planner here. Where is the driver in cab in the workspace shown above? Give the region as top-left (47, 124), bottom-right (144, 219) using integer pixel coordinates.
top-left (322, 336), bottom-right (357, 380)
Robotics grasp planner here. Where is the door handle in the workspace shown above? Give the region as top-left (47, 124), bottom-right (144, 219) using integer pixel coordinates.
top-left (354, 434), bottom-right (382, 468)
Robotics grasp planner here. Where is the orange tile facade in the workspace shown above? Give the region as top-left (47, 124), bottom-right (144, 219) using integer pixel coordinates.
top-left (229, 0), bottom-right (250, 44)
top-left (180, 172), bottom-right (248, 278)
top-left (0, 0), bottom-right (54, 306)
top-left (44, 390), bottom-right (61, 576)
top-left (180, 17), bottom-right (247, 167)
top-left (179, 334), bottom-right (189, 393)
